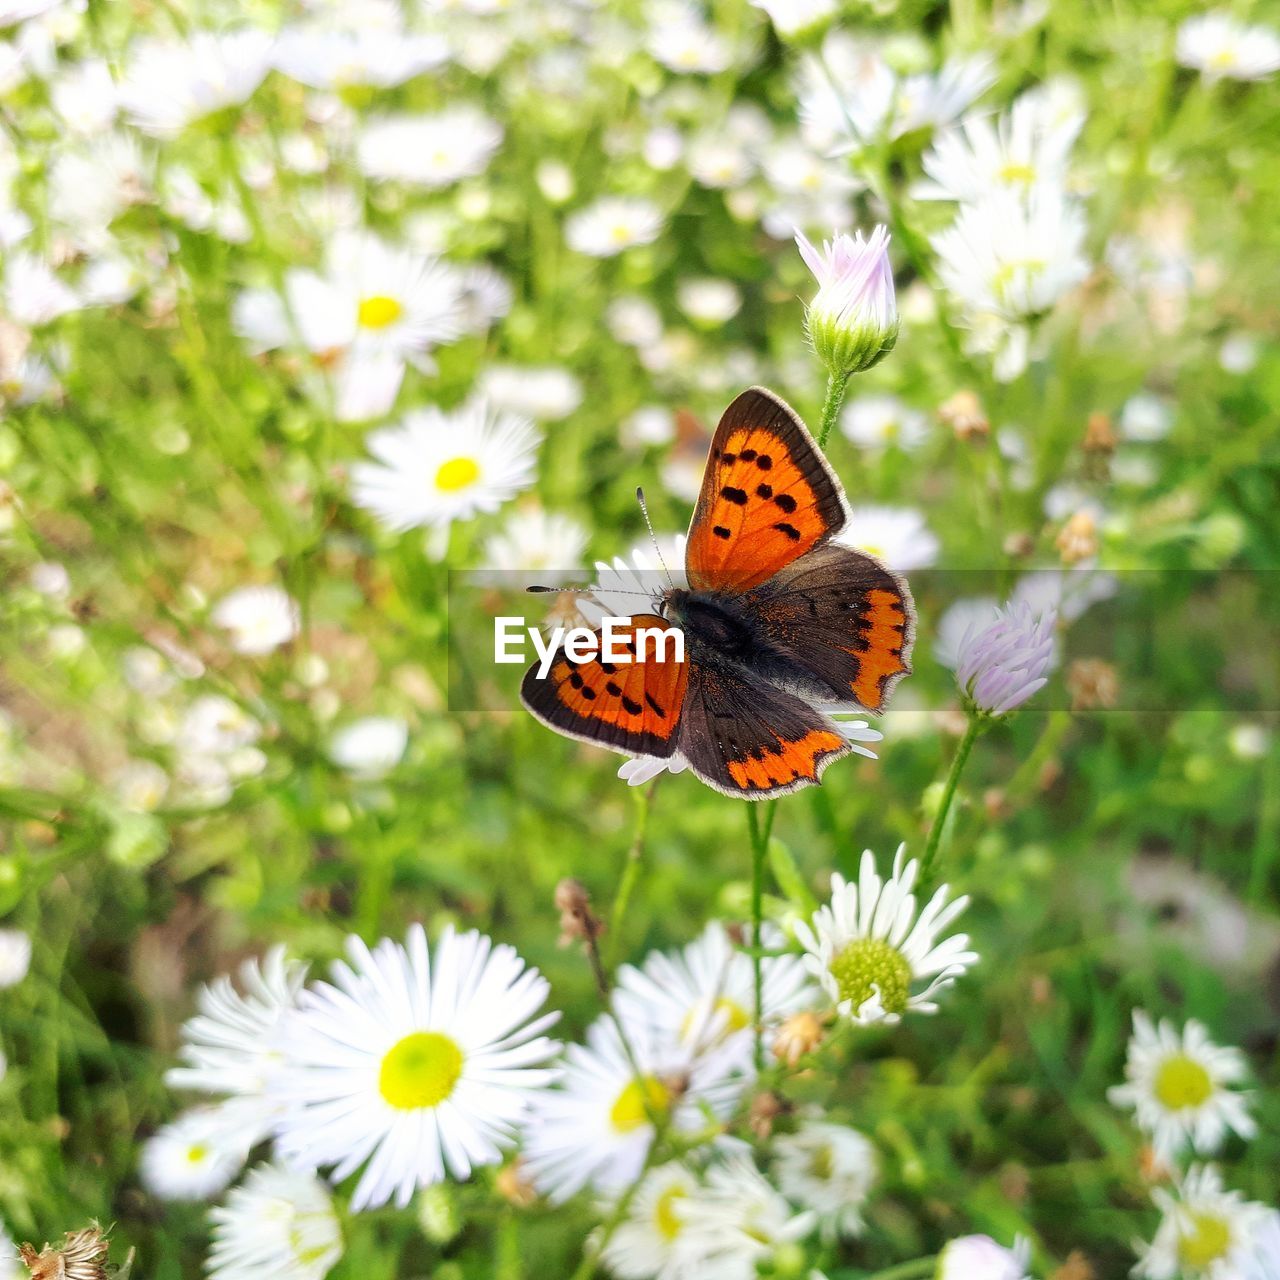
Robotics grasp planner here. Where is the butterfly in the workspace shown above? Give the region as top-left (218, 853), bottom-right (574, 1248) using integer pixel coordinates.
top-left (520, 386), bottom-right (915, 799)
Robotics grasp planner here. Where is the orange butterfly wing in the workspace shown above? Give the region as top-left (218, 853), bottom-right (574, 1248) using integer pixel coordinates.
top-left (685, 387), bottom-right (847, 593)
top-left (519, 615), bottom-right (689, 758)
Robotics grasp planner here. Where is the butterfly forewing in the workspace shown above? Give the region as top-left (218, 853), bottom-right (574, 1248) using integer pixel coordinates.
top-left (677, 660), bottom-right (851, 799)
top-left (685, 387), bottom-right (847, 593)
top-left (519, 614), bottom-right (689, 758)
top-left (744, 544), bottom-right (914, 713)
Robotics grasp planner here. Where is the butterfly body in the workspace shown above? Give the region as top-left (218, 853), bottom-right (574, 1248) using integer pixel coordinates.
top-left (521, 387), bottom-right (916, 799)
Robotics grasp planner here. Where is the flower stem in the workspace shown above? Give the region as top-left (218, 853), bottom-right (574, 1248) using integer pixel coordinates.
top-left (606, 780), bottom-right (658, 970)
top-left (867, 1258), bottom-right (938, 1280)
top-left (816, 368), bottom-right (850, 449)
top-left (919, 715), bottom-right (983, 887)
top-left (745, 800), bottom-right (777, 1070)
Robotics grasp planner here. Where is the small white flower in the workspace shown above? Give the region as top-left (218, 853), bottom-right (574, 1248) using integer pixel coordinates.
top-left (749, 0), bottom-right (836, 41)
top-left (166, 946), bottom-right (308, 1148)
top-left (1177, 13), bottom-right (1280, 82)
top-left (646, 1), bottom-right (733, 74)
top-left (271, 924), bottom-right (560, 1211)
top-left (1108, 1011), bottom-right (1255, 1165)
top-left (608, 295), bottom-right (664, 346)
top-left (615, 922), bottom-right (817, 1070)
top-left (1120, 392), bottom-right (1173, 442)
top-left (139, 1110), bottom-right (246, 1202)
top-left (1137, 1165), bottom-right (1273, 1279)
top-left (328, 716), bottom-right (408, 779)
top-left (350, 399), bottom-right (540, 534)
top-left (119, 31), bottom-right (273, 137)
top-left (0, 927), bottom-right (32, 988)
top-left (600, 1161), bottom-right (702, 1280)
top-left (1219, 333), bottom-right (1260, 375)
top-left (676, 278), bottom-right (742, 325)
top-left (566, 197), bottom-right (665, 258)
top-left (356, 109), bottom-right (502, 187)
top-left (937, 1235), bottom-right (1030, 1280)
top-left (477, 365), bottom-right (583, 421)
top-left (114, 759), bottom-right (169, 812)
top-left (673, 1156), bottom-right (816, 1278)
top-left (795, 844), bottom-right (977, 1025)
top-left (211, 585), bottom-right (300, 656)
top-left (207, 1164), bottom-right (343, 1280)
top-left (521, 1012), bottom-right (743, 1203)
top-left (483, 507), bottom-right (589, 574)
top-left (841, 394), bottom-right (929, 451)
top-left (273, 27), bottom-right (447, 90)
top-left (50, 56), bottom-right (118, 134)
top-left (176, 695), bottom-right (261, 761)
top-left (835, 505), bottom-right (939, 571)
top-left (3, 253), bottom-right (79, 326)
top-left (772, 1120), bottom-right (877, 1240)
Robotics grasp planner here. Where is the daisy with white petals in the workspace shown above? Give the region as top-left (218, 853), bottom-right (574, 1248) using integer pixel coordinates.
top-left (207, 1164), bottom-right (343, 1280)
top-left (350, 400), bottom-right (540, 534)
top-left (600, 1161), bottom-right (702, 1280)
top-left (772, 1120), bottom-right (877, 1240)
top-left (139, 1109), bottom-right (246, 1202)
top-left (566, 197), bottom-right (665, 258)
top-left (1176, 13), bottom-right (1280, 82)
top-left (795, 844), bottom-right (977, 1025)
top-left (1108, 1011), bottom-right (1255, 1165)
top-left (211, 586), bottom-right (300, 656)
top-left (271, 924), bottom-right (559, 1211)
top-left (356, 109), bottom-right (503, 187)
top-left (166, 946), bottom-right (308, 1148)
top-left (1137, 1165), bottom-right (1273, 1280)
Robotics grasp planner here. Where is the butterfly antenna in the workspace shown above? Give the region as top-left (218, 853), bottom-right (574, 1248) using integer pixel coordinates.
top-left (635, 487), bottom-right (675, 588)
top-left (526, 583), bottom-right (652, 597)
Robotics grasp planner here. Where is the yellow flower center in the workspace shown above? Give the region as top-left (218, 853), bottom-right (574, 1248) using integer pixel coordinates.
top-left (357, 294), bottom-right (404, 330)
top-left (998, 162), bottom-right (1038, 185)
top-left (808, 1142), bottom-right (835, 1180)
top-left (186, 1144), bottom-right (209, 1164)
top-left (680, 996), bottom-right (749, 1041)
top-left (993, 259), bottom-right (1046, 301)
top-left (434, 457), bottom-right (482, 493)
top-left (1178, 1212), bottom-right (1232, 1268)
top-left (1154, 1054), bottom-right (1214, 1110)
top-left (338, 83), bottom-right (377, 110)
top-left (1209, 48), bottom-right (1238, 69)
top-left (829, 938), bottom-right (912, 1014)
top-left (609, 1075), bottom-right (670, 1134)
top-left (378, 1031), bottom-right (464, 1110)
top-left (654, 1185), bottom-right (687, 1241)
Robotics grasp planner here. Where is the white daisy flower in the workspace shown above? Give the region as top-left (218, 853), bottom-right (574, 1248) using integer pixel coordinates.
top-left (1245, 1213), bottom-right (1280, 1279)
top-left (3, 253), bottom-right (79, 326)
top-left (175, 695), bottom-right (261, 761)
top-left (1137, 1165), bottom-right (1274, 1279)
top-left (566, 197), bottom-right (665, 258)
top-left (933, 188), bottom-right (1089, 322)
top-left (1108, 1011), bottom-right (1255, 1165)
top-left (937, 1234), bottom-right (1030, 1280)
top-left (615, 922), bottom-right (817, 1069)
top-left (749, 0), bottom-right (836, 41)
top-left (211, 585), bottom-right (300, 657)
top-left (841, 394), bottom-right (929, 451)
top-left (328, 716), bottom-right (409, 779)
top-left (795, 844), bottom-right (977, 1025)
top-left (676, 278), bottom-right (742, 326)
top-left (476, 365), bottom-right (583, 421)
top-left (483, 508), bottom-right (589, 575)
top-left (1176, 13), bottom-right (1280, 82)
top-left (350, 399), bottom-right (540, 534)
top-left (356, 108), bottom-right (503, 187)
top-left (166, 946), bottom-right (306, 1148)
top-left (646, 2), bottom-right (733, 74)
top-left (139, 1109), bottom-right (246, 1202)
top-left (273, 27), bottom-right (447, 90)
top-left (271, 924), bottom-right (560, 1211)
top-left (50, 56), bottom-right (117, 135)
top-left (118, 30), bottom-right (273, 137)
top-left (114, 759), bottom-right (169, 813)
top-left (1120, 392), bottom-right (1173, 442)
top-left (0, 927), bottom-right (32, 988)
top-left (207, 1164), bottom-right (343, 1280)
top-left (673, 1156), bottom-right (817, 1279)
top-left (772, 1120), bottom-right (877, 1240)
top-left (919, 91), bottom-right (1082, 204)
top-left (600, 1161), bottom-right (702, 1280)
top-left (835, 505), bottom-right (939, 571)
top-left (521, 1012), bottom-right (743, 1203)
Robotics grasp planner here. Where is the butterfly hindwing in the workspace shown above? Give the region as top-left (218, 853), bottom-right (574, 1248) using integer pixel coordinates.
top-left (519, 614), bottom-right (689, 759)
top-left (677, 658), bottom-right (851, 799)
top-left (743, 543), bottom-right (915, 713)
top-left (685, 387), bottom-right (847, 594)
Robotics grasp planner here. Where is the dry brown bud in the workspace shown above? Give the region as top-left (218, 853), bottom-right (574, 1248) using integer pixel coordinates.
top-left (495, 1159), bottom-right (539, 1209)
top-left (1055, 511), bottom-right (1099, 565)
top-left (554, 877), bottom-right (603, 948)
top-left (19, 1226), bottom-right (110, 1280)
top-left (1003, 531), bottom-right (1036, 559)
top-left (1083, 412), bottom-right (1116, 454)
top-left (1049, 1251), bottom-right (1096, 1280)
top-left (939, 389), bottom-right (989, 442)
top-left (724, 922), bottom-right (748, 948)
top-left (983, 787), bottom-right (1010, 821)
top-left (772, 1010), bottom-right (826, 1066)
top-left (998, 1162), bottom-right (1030, 1203)
top-left (1067, 659), bottom-right (1118, 711)
top-left (748, 1090), bottom-right (786, 1139)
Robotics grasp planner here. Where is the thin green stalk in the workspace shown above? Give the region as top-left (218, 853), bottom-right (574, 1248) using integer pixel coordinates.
top-left (745, 800), bottom-right (777, 1070)
top-left (919, 716), bottom-right (983, 886)
top-left (816, 369), bottom-right (850, 449)
top-left (867, 1258), bottom-right (938, 1280)
top-left (607, 780), bottom-right (659, 969)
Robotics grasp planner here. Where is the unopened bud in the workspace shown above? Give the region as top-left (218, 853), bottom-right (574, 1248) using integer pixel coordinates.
top-left (939, 389), bottom-right (988, 441)
top-left (495, 1159), bottom-right (539, 1209)
top-left (772, 1010), bottom-right (826, 1066)
top-left (1067, 658), bottom-right (1118, 711)
top-left (1055, 511), bottom-right (1098, 564)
